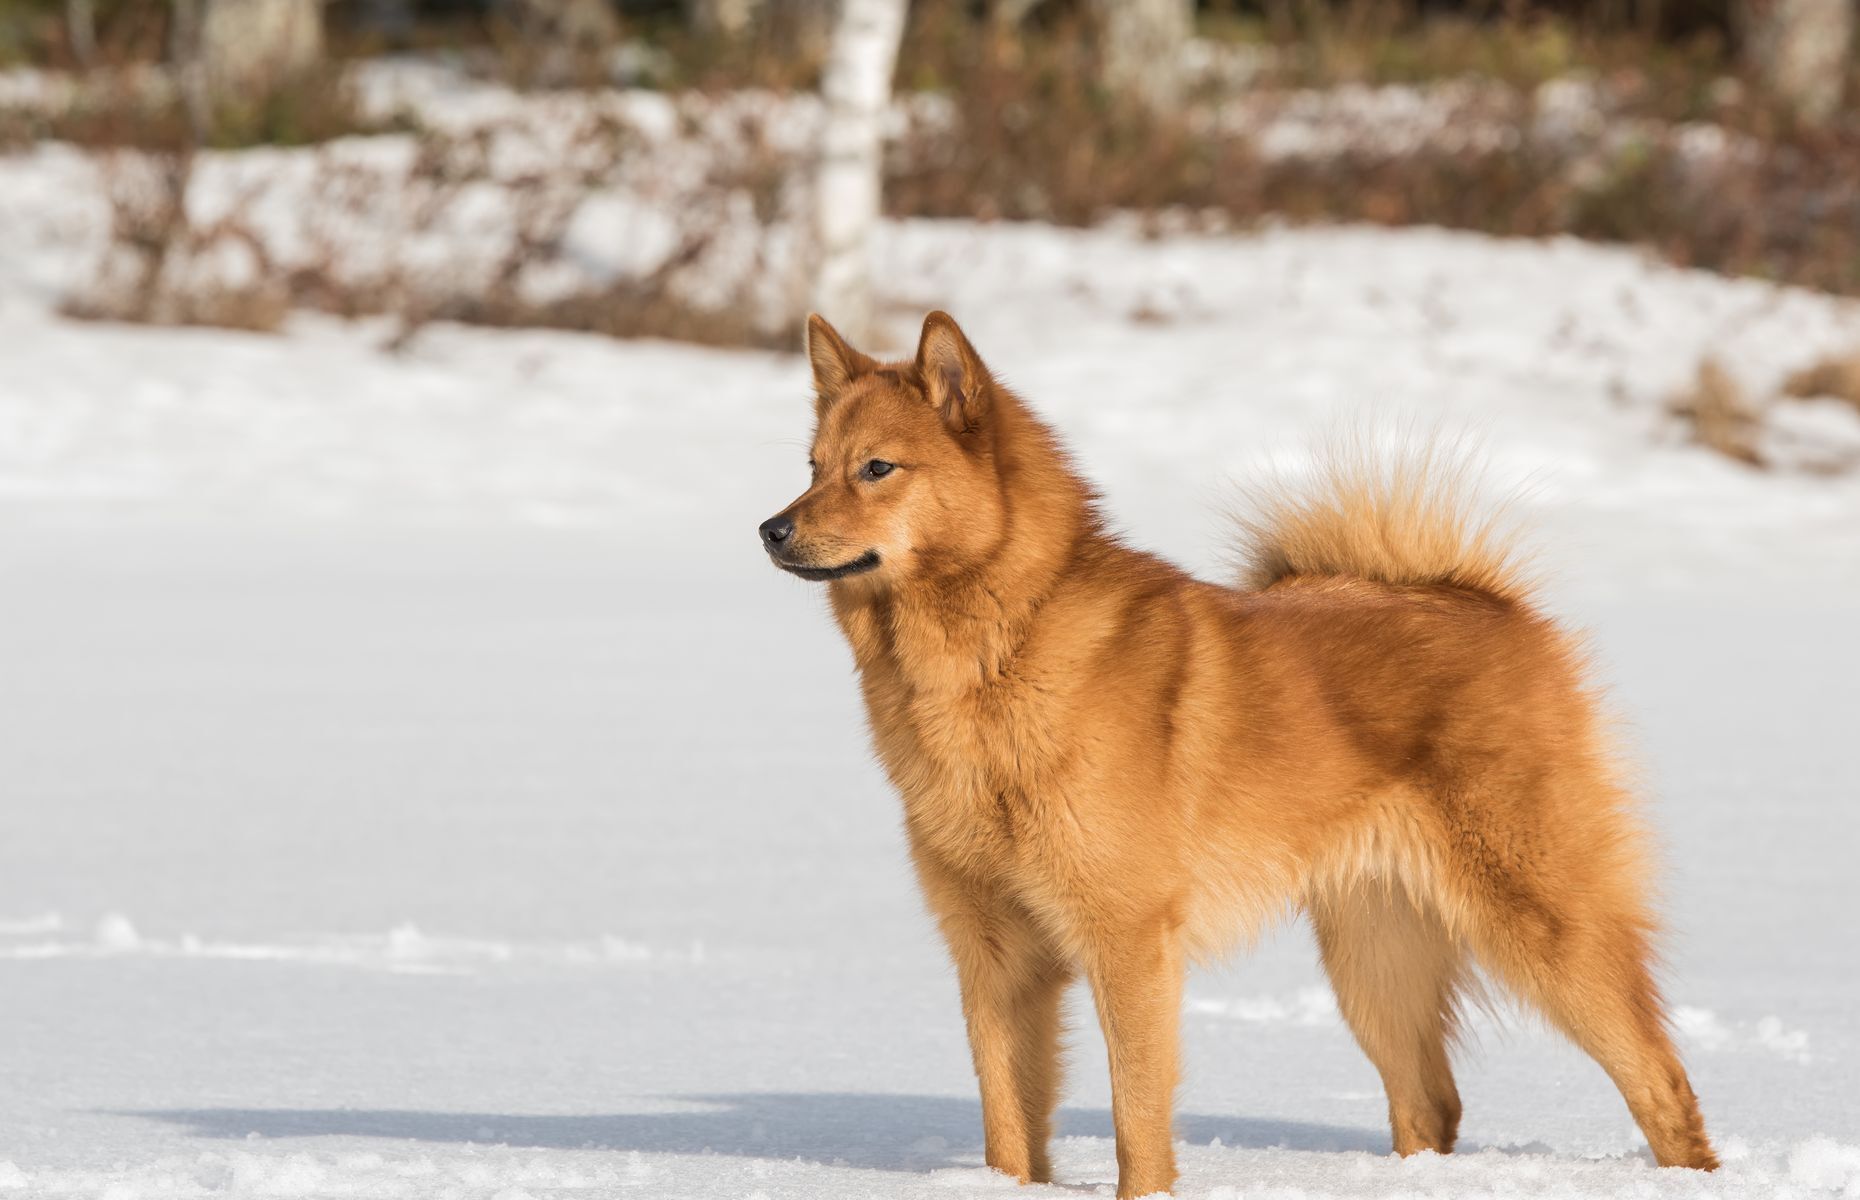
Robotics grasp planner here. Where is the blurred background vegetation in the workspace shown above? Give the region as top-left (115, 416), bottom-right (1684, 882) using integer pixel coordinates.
top-left (2, 0), bottom-right (1856, 360)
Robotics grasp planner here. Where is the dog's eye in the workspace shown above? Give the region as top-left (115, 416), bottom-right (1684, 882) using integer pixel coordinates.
top-left (864, 460), bottom-right (895, 479)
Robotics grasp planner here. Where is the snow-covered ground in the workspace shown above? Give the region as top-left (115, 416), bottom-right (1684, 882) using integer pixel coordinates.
top-left (2, 197), bottom-right (1858, 1196)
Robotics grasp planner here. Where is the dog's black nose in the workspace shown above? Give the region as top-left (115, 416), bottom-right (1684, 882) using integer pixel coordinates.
top-left (760, 515), bottom-right (794, 546)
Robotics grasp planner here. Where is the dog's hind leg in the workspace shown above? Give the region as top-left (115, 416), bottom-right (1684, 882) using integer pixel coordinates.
top-left (1472, 900), bottom-right (1717, 1169)
top-left (1440, 776), bottom-right (1719, 1171)
top-left (1310, 879), bottom-right (1466, 1156)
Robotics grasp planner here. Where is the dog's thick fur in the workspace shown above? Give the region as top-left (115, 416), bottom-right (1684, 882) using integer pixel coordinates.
top-left (761, 312), bottom-right (1718, 1197)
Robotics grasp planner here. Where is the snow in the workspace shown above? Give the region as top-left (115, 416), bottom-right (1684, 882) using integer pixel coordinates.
top-left (1, 122), bottom-right (1858, 1196)
top-left (1186, 987), bottom-right (1340, 1027)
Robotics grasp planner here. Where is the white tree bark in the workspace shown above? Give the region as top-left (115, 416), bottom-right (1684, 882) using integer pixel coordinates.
top-left (1087, 0), bottom-right (1193, 110)
top-left (1741, 0), bottom-right (1854, 122)
top-left (198, 0), bottom-right (324, 93)
top-left (810, 0), bottom-right (907, 346)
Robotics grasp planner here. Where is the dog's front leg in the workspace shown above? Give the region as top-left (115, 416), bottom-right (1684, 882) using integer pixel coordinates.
top-left (1086, 918), bottom-right (1183, 1198)
top-left (929, 877), bottom-right (1071, 1184)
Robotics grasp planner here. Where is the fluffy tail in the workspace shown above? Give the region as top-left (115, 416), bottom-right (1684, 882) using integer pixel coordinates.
top-left (1230, 440), bottom-right (1532, 602)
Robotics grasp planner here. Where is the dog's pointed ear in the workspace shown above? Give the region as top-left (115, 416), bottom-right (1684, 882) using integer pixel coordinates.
top-left (806, 313), bottom-right (876, 406)
top-left (915, 311), bottom-right (992, 434)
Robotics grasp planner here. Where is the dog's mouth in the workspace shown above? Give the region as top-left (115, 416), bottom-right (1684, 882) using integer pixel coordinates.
top-left (769, 549), bottom-right (882, 581)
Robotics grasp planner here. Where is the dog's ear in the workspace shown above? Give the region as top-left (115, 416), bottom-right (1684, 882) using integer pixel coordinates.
top-left (806, 314), bottom-right (876, 406)
top-left (915, 311), bottom-right (992, 435)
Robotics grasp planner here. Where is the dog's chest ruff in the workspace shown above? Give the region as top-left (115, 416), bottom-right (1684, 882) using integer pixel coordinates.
top-left (851, 617), bottom-right (1072, 884)
top-left (837, 587), bottom-right (1086, 878)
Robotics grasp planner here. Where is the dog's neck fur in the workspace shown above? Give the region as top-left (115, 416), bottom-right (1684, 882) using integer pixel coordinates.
top-left (830, 390), bottom-right (1103, 697)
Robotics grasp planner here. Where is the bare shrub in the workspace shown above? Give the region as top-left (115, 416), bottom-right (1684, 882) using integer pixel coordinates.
top-left (359, 104), bottom-right (804, 349)
top-left (58, 93), bottom-right (811, 349)
top-left (60, 149), bottom-right (289, 330)
top-left (482, 0), bottom-right (624, 90)
top-left (0, 0), bottom-right (378, 155)
top-left (885, 0), bottom-right (1860, 298)
top-left (38, 3), bottom-right (1860, 346)
top-left (886, 6), bottom-right (1230, 224)
top-left (0, 0), bottom-right (172, 71)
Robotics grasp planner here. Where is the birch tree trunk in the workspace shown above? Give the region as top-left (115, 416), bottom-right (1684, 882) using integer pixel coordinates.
top-left (1086, 0), bottom-right (1193, 110)
top-left (1740, 0), bottom-right (1854, 123)
top-left (198, 0), bottom-right (324, 94)
top-left (810, 0), bottom-right (907, 346)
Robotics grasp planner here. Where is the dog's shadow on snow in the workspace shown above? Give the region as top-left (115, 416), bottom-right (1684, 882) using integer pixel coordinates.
top-left (119, 1093), bottom-right (1388, 1171)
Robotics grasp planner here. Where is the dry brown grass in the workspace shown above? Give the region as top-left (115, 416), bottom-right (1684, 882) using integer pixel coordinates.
top-left (1664, 351), bottom-right (1860, 471)
top-left (1667, 358), bottom-right (1765, 466)
top-left (0, 63), bottom-right (379, 156)
top-left (1783, 353), bottom-right (1860, 413)
top-left (0, 0), bottom-right (170, 70)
